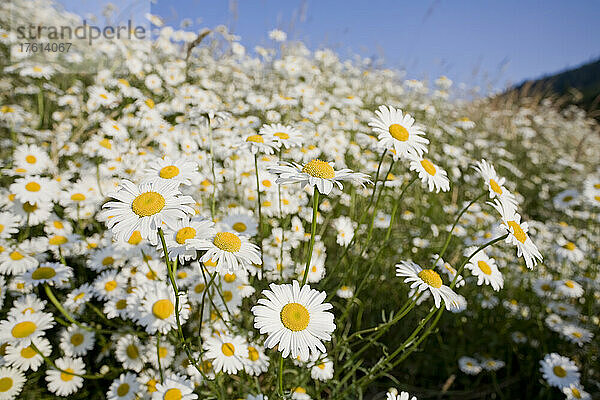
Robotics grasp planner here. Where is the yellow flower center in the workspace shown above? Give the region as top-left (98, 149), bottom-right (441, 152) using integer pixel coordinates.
top-left (102, 257), bottom-right (115, 266)
top-left (146, 378), bottom-right (157, 393)
top-left (159, 165), bottom-right (180, 179)
top-left (104, 280), bottom-right (117, 292)
top-left (280, 302), bottom-right (310, 331)
top-left (31, 266), bottom-right (57, 280)
top-left (152, 299), bottom-right (174, 319)
top-left (25, 182), bottom-right (41, 192)
top-left (248, 346), bottom-right (259, 361)
top-left (223, 290), bottom-right (233, 302)
top-left (128, 231), bottom-right (143, 245)
top-left (246, 134), bottom-right (264, 143)
top-left (11, 321), bottom-right (37, 338)
top-left (23, 202), bottom-right (38, 213)
top-left (563, 242), bottom-right (576, 251)
top-left (477, 261), bottom-right (492, 275)
top-left (61, 368), bottom-right (75, 382)
top-left (116, 299), bottom-right (127, 310)
top-left (126, 345), bottom-right (139, 359)
top-left (221, 343), bottom-right (235, 357)
top-left (49, 235), bottom-right (68, 245)
top-left (194, 283), bottom-right (205, 293)
top-left (117, 383), bottom-right (130, 396)
top-left (20, 346), bottom-right (37, 359)
top-left (318, 363), bottom-right (326, 369)
top-left (25, 155), bottom-right (37, 164)
top-left (417, 269), bottom-right (443, 288)
top-left (175, 227), bottom-right (196, 244)
top-left (232, 222), bottom-right (247, 233)
top-left (0, 379), bottom-right (11, 392)
top-left (489, 179), bottom-right (502, 194)
top-left (275, 132), bottom-right (290, 139)
top-left (71, 333), bottom-right (84, 346)
top-left (145, 99), bottom-right (155, 109)
top-left (302, 159), bottom-right (335, 179)
top-left (572, 388), bottom-right (582, 398)
top-left (564, 280), bottom-right (575, 288)
top-left (223, 273), bottom-right (236, 283)
top-left (388, 124), bottom-right (409, 141)
top-left (213, 232), bottom-right (242, 252)
top-left (131, 192), bottom-right (165, 217)
top-left (553, 365), bottom-right (567, 378)
top-left (507, 221), bottom-right (527, 244)
top-left (99, 138), bottom-right (112, 149)
top-left (420, 159), bottom-right (436, 176)
top-left (10, 251), bottom-right (24, 260)
top-left (164, 388), bottom-right (182, 400)
top-left (572, 331), bottom-right (582, 338)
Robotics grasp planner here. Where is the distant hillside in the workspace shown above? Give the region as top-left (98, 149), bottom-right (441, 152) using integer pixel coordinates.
top-left (507, 58), bottom-right (600, 121)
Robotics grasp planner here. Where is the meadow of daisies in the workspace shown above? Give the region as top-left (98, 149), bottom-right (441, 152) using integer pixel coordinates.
top-left (0, 2), bottom-right (599, 400)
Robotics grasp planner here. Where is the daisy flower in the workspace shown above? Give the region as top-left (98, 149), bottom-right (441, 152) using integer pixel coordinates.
top-left (555, 279), bottom-right (584, 298)
top-left (20, 262), bottom-right (73, 287)
top-left (458, 356), bottom-right (482, 375)
top-left (473, 160), bottom-right (518, 209)
top-left (268, 159), bottom-right (370, 195)
top-left (259, 123), bottom-right (303, 149)
top-left (561, 324), bottom-right (593, 347)
top-left (386, 391), bottom-right (417, 400)
top-left (59, 324), bottom-right (95, 357)
top-left (563, 383), bottom-right (591, 400)
top-left (204, 333), bottom-right (248, 374)
top-left (4, 337), bottom-right (51, 372)
top-left (336, 285), bottom-right (354, 299)
top-left (0, 366), bottom-right (26, 400)
top-left (489, 199), bottom-right (542, 269)
top-left (408, 154), bottom-right (450, 193)
top-left (142, 156), bottom-right (200, 186)
top-left (220, 212), bottom-right (258, 237)
top-left (242, 133), bottom-right (276, 155)
top-left (0, 310), bottom-right (54, 346)
top-left (198, 231), bottom-right (261, 275)
top-left (252, 280), bottom-right (336, 359)
top-left (0, 212), bottom-right (20, 239)
top-left (0, 246), bottom-right (38, 275)
top-left (463, 248), bottom-right (503, 291)
top-left (45, 357), bottom-right (85, 396)
top-left (395, 261), bottom-right (461, 311)
top-left (135, 281), bottom-right (191, 334)
top-left (311, 358), bottom-right (334, 381)
top-left (151, 374), bottom-right (198, 400)
top-left (106, 372), bottom-right (141, 400)
top-left (159, 216), bottom-right (216, 262)
top-left (115, 334), bottom-right (146, 372)
top-left (99, 179), bottom-right (195, 244)
top-left (368, 105), bottom-right (429, 158)
top-left (13, 144), bottom-right (51, 174)
top-left (539, 353), bottom-right (580, 388)
top-left (9, 176), bottom-right (58, 204)
top-left (481, 358), bottom-right (505, 371)
top-left (244, 344), bottom-right (269, 376)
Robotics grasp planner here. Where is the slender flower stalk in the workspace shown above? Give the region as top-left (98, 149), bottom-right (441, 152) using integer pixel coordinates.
top-left (301, 187), bottom-right (320, 286)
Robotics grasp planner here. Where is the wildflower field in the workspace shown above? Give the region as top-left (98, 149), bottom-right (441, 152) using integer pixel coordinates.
top-left (0, 2), bottom-right (599, 399)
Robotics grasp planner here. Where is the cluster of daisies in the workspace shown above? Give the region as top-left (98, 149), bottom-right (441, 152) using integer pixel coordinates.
top-left (0, 1), bottom-right (599, 399)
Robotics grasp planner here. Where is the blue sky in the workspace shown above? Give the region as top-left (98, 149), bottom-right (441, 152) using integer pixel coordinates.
top-left (57, 0), bottom-right (600, 91)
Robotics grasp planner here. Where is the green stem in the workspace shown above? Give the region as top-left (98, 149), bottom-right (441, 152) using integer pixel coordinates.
top-left (254, 154), bottom-right (264, 267)
top-left (156, 332), bottom-right (164, 383)
top-left (44, 285), bottom-right (96, 333)
top-left (278, 353), bottom-right (284, 395)
top-left (301, 187), bottom-right (319, 286)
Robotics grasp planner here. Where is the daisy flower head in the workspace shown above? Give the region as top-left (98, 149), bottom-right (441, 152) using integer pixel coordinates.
top-left (4, 337), bottom-right (51, 372)
top-left (310, 358), bottom-right (334, 381)
top-left (159, 216), bottom-right (216, 262)
top-left (151, 374), bottom-right (198, 400)
top-left (562, 383), bottom-right (591, 400)
top-left (9, 176), bottom-right (58, 204)
top-left (386, 390), bottom-right (417, 400)
top-left (369, 105), bottom-right (429, 159)
top-left (99, 179), bottom-right (195, 244)
top-left (20, 262), bottom-right (73, 287)
top-left (220, 212), bottom-right (258, 237)
top-left (203, 333), bottom-right (248, 374)
top-left (0, 246), bottom-right (38, 275)
top-left (473, 160), bottom-right (518, 209)
top-left (198, 231), bottom-right (261, 275)
top-left (463, 248), bottom-right (503, 291)
top-left (458, 356), bottom-right (482, 375)
top-left (408, 154), bottom-right (450, 193)
top-left (142, 156), bottom-right (200, 186)
top-left (259, 123), bottom-right (303, 149)
top-left (0, 366), bottom-right (26, 400)
top-left (45, 356), bottom-right (86, 396)
top-left (106, 372), bottom-right (140, 400)
top-left (252, 280), bottom-right (336, 360)
top-left (136, 281), bottom-right (190, 334)
top-left (395, 261), bottom-right (461, 311)
top-left (489, 199), bottom-right (542, 269)
top-left (59, 324), bottom-right (95, 357)
top-left (0, 310), bottom-right (54, 346)
top-left (268, 160), bottom-right (370, 195)
top-left (555, 279), bottom-right (584, 298)
top-left (244, 344), bottom-right (269, 376)
top-left (539, 353), bottom-right (580, 388)
top-left (242, 132), bottom-right (276, 155)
